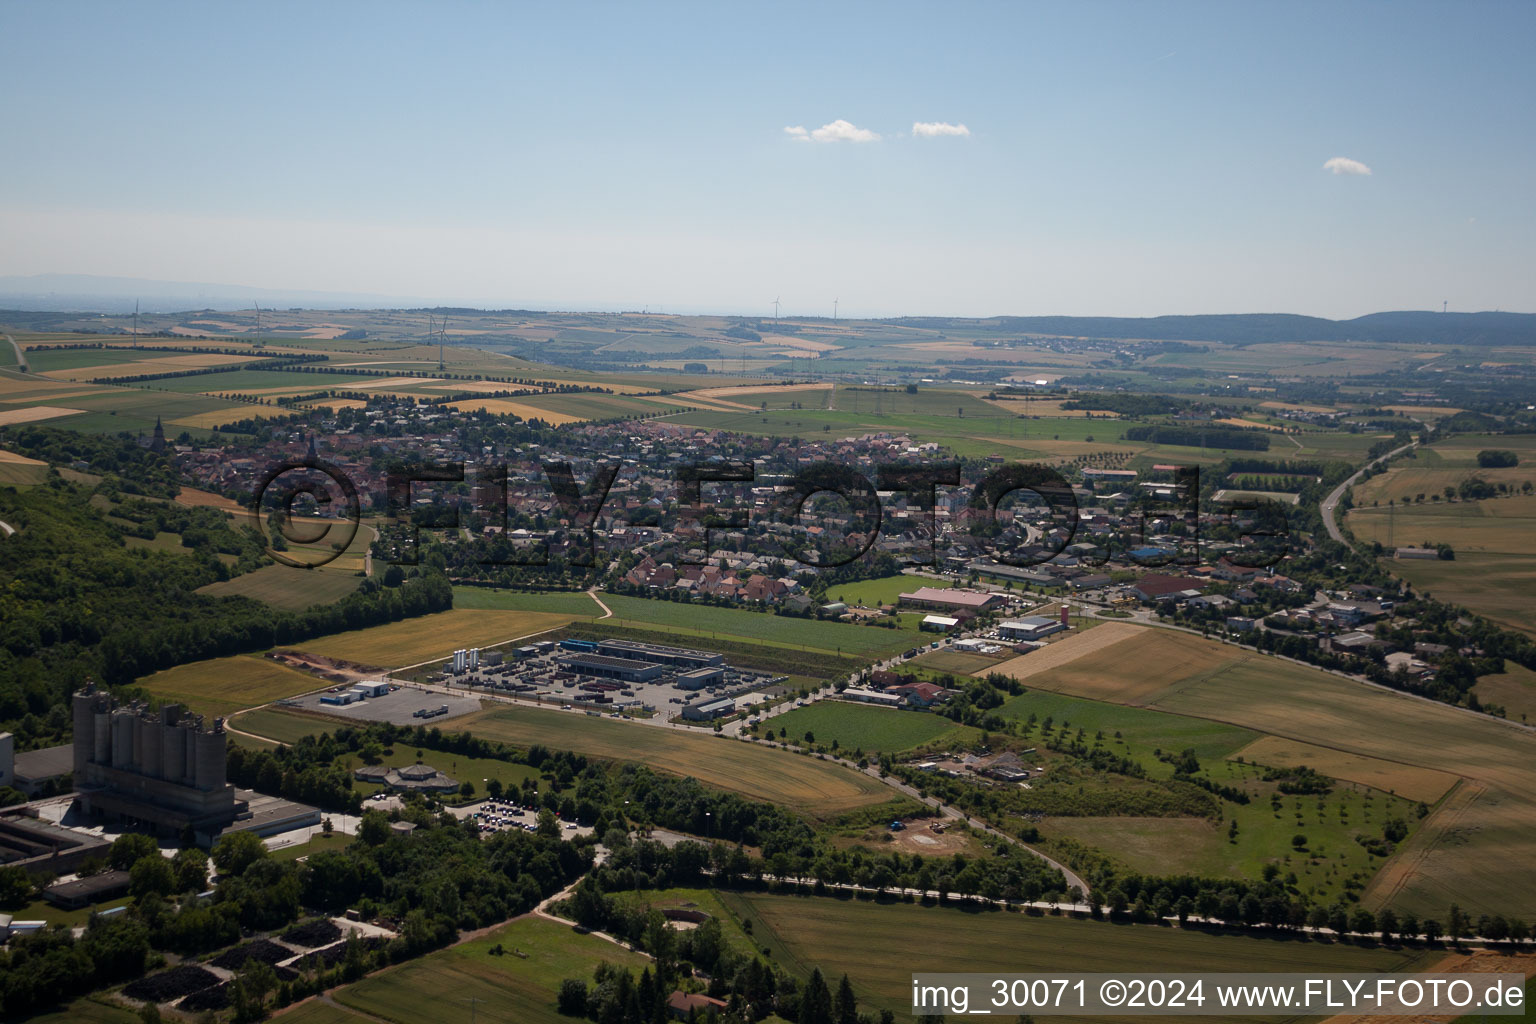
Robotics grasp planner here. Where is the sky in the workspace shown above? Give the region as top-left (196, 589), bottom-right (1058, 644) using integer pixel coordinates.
top-left (3, 1), bottom-right (1534, 319)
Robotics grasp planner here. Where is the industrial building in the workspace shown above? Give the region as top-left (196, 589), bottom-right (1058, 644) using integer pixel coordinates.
top-left (839, 687), bottom-right (904, 707)
top-left (898, 587), bottom-right (1007, 613)
top-left (71, 682), bottom-right (241, 837)
top-left (681, 697), bottom-right (738, 721)
top-left (0, 813), bottom-right (110, 877)
top-left (556, 652), bottom-right (667, 683)
top-left (594, 638), bottom-right (725, 670)
top-left (676, 667), bottom-right (725, 690)
top-left (998, 616), bottom-right (1067, 641)
top-left (0, 736), bottom-right (74, 797)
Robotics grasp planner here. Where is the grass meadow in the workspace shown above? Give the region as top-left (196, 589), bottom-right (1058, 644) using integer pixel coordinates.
top-left (732, 892), bottom-right (1437, 1023)
top-left (458, 704), bottom-right (894, 819)
top-left (763, 700), bottom-right (979, 755)
top-left (136, 654), bottom-right (323, 717)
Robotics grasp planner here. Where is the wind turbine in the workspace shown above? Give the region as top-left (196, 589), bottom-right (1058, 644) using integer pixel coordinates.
top-left (772, 296), bottom-right (780, 323)
top-left (833, 298), bottom-right (838, 321)
top-left (132, 299), bottom-right (139, 341)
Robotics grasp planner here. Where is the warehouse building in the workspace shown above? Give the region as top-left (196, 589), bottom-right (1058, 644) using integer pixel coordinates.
top-left (676, 667), bottom-right (725, 690)
top-left (898, 587), bottom-right (1007, 613)
top-left (998, 616), bottom-right (1067, 641)
top-left (681, 697), bottom-right (738, 721)
top-left (595, 638), bottom-right (725, 670)
top-left (557, 652), bottom-right (668, 683)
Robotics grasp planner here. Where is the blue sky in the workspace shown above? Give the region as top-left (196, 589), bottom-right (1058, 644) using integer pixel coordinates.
top-left (3, 1), bottom-right (1533, 318)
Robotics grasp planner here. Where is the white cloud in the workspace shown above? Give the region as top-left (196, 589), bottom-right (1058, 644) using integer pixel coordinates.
top-left (912, 121), bottom-right (970, 138)
top-left (1323, 156), bottom-right (1372, 176)
top-left (786, 119), bottom-right (881, 143)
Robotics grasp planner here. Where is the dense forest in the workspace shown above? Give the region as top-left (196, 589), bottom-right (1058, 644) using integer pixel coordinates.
top-left (0, 474), bottom-right (451, 751)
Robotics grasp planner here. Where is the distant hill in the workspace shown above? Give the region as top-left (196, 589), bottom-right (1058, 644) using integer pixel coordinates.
top-left (0, 274), bottom-right (1531, 347)
top-left (0, 273), bottom-right (427, 314)
top-left (890, 311), bottom-right (1536, 347)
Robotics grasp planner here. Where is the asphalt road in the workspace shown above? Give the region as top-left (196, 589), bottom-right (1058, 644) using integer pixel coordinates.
top-left (1320, 440), bottom-right (1419, 546)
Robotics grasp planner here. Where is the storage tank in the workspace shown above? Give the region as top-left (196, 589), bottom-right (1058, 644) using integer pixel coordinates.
top-left (93, 709), bottom-right (111, 768)
top-left (72, 691), bottom-right (95, 777)
top-left (111, 712), bottom-right (134, 769)
top-left (162, 720), bottom-right (185, 782)
top-left (183, 729), bottom-right (198, 786)
top-left (139, 718), bottom-right (162, 779)
top-left (193, 730), bottom-right (225, 791)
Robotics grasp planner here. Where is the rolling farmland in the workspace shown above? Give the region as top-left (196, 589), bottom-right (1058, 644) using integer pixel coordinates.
top-left (986, 625), bottom-right (1536, 918)
top-left (291, 608), bottom-right (575, 668)
top-left (136, 654), bottom-right (324, 717)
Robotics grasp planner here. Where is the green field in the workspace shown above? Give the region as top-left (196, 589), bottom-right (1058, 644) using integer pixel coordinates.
top-left (293, 608), bottom-right (576, 668)
top-left (996, 689), bottom-right (1259, 763)
top-left (272, 1000), bottom-right (377, 1024)
top-left (1476, 661), bottom-right (1536, 723)
top-left (451, 586), bottom-right (608, 616)
top-left (0, 459), bottom-right (50, 486)
top-left (732, 893), bottom-right (1437, 1023)
top-left (24, 346), bottom-right (189, 372)
top-left (230, 707), bottom-right (344, 745)
top-left (137, 653), bottom-right (324, 717)
top-left (595, 593), bottom-right (921, 656)
top-left (765, 700), bottom-right (978, 755)
top-left (22, 997), bottom-right (142, 1024)
top-left (197, 563), bottom-right (367, 610)
top-left (825, 572), bottom-right (953, 608)
top-left (331, 916), bottom-right (648, 1024)
top-left (458, 704), bottom-right (895, 819)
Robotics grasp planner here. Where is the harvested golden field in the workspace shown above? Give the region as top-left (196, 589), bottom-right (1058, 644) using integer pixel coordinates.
top-left (1216, 417), bottom-right (1287, 431)
top-left (174, 486), bottom-right (243, 511)
top-left (0, 406), bottom-right (84, 425)
top-left (985, 622), bottom-right (1224, 703)
top-left (336, 376), bottom-right (445, 389)
top-left (0, 448), bottom-right (45, 465)
top-left (1259, 400), bottom-right (1340, 414)
top-left (137, 654), bottom-right (322, 718)
top-left (1230, 736), bottom-right (1459, 803)
top-left (168, 407), bottom-right (291, 429)
top-left (445, 398), bottom-right (585, 424)
top-left (293, 608), bottom-right (574, 669)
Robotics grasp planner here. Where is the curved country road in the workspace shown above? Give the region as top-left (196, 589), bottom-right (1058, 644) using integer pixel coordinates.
top-left (1320, 440), bottom-right (1418, 547)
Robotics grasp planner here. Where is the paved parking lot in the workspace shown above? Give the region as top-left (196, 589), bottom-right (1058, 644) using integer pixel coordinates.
top-left (285, 687), bottom-right (482, 726)
top-left (437, 650), bottom-right (789, 721)
top-left (445, 798), bottom-right (594, 841)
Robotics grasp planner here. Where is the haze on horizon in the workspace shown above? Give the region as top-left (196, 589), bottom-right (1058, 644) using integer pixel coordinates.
top-left (3, 1), bottom-right (1534, 321)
